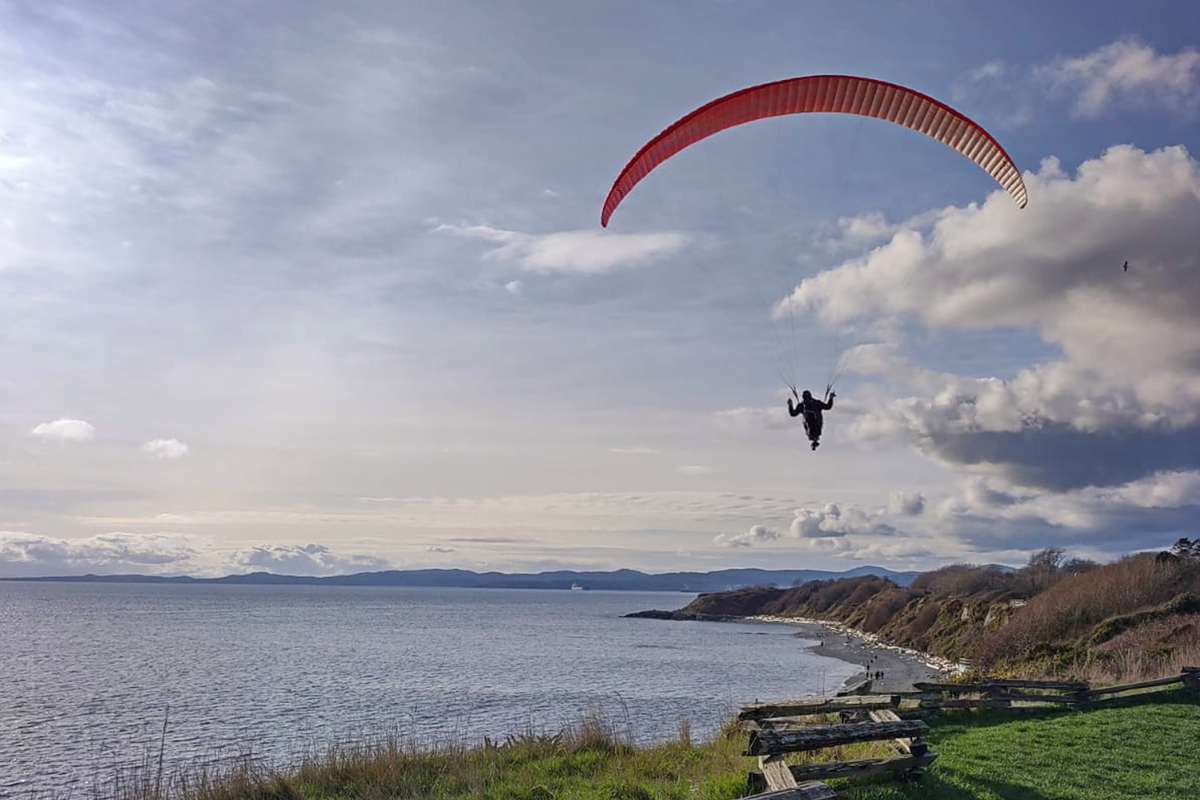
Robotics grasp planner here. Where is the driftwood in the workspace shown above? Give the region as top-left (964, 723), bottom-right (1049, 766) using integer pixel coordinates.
top-left (747, 720), bottom-right (928, 756)
top-left (740, 695), bottom-right (898, 721)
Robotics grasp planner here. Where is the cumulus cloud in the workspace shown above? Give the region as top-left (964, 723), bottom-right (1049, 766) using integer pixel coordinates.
top-left (790, 503), bottom-right (898, 539)
top-left (788, 145), bottom-right (1200, 492)
top-left (1038, 37), bottom-right (1200, 117)
top-left (716, 524), bottom-right (780, 548)
top-left (30, 419), bottom-right (95, 442)
top-left (888, 491), bottom-right (926, 516)
top-left (228, 543), bottom-right (388, 576)
top-left (434, 223), bottom-right (689, 273)
top-left (931, 470), bottom-right (1200, 553)
top-left (504, 280), bottom-right (523, 294)
top-left (142, 438), bottom-right (190, 459)
top-left (0, 531), bottom-right (198, 576)
top-left (958, 38), bottom-right (1200, 128)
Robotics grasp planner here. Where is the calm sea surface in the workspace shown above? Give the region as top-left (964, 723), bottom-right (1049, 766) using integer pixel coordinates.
top-left (0, 582), bottom-right (857, 796)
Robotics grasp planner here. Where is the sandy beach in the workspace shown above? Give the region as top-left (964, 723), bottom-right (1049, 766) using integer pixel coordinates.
top-left (745, 615), bottom-right (961, 692)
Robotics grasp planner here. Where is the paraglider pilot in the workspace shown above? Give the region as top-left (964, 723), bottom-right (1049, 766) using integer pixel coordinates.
top-left (788, 389), bottom-right (835, 451)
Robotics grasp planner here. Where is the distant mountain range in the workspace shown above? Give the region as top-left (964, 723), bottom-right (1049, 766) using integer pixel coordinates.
top-left (1, 566), bottom-right (921, 591)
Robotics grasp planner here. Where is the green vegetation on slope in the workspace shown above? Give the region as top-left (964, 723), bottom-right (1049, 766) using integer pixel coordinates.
top-left (677, 545), bottom-right (1200, 680)
top-left (113, 695), bottom-right (1200, 800)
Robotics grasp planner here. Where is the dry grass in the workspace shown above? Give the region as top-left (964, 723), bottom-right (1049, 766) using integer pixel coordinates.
top-left (972, 554), bottom-right (1200, 671)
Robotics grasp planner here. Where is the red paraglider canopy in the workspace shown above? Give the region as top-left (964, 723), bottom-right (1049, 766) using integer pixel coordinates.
top-left (601, 74), bottom-right (1027, 226)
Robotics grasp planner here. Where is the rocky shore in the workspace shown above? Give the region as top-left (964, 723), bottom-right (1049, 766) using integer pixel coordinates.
top-left (624, 608), bottom-right (955, 691)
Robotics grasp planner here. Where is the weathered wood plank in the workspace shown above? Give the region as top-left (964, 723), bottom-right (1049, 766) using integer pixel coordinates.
top-left (913, 679), bottom-right (1086, 694)
top-left (746, 784), bottom-right (837, 800)
top-left (868, 709), bottom-right (927, 756)
top-left (985, 692), bottom-right (1079, 704)
top-left (747, 720), bottom-right (928, 756)
top-left (1078, 674), bottom-right (1187, 698)
top-left (789, 752), bottom-right (938, 782)
top-left (918, 697), bottom-right (1026, 709)
top-left (985, 678), bottom-right (1089, 690)
top-left (760, 755), bottom-right (798, 790)
top-left (740, 695), bottom-right (898, 720)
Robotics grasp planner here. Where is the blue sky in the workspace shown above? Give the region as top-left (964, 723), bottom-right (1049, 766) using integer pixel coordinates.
top-left (2, 0), bottom-right (1199, 577)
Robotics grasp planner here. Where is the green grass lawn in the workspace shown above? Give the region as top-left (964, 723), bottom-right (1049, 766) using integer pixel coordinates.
top-left (849, 694), bottom-right (1200, 800)
top-left (129, 694), bottom-right (1199, 800)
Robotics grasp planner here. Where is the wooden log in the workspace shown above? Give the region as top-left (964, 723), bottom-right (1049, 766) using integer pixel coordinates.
top-left (740, 695), bottom-right (899, 720)
top-left (985, 692), bottom-right (1079, 704)
top-left (912, 682), bottom-right (996, 694)
top-left (917, 697), bottom-right (1025, 709)
top-left (985, 678), bottom-right (1089, 691)
top-left (1078, 674), bottom-right (1187, 699)
top-left (788, 752), bottom-right (938, 782)
top-left (746, 785), bottom-right (837, 800)
top-left (747, 720), bottom-right (928, 756)
top-left (914, 679), bottom-right (1087, 694)
top-left (760, 755), bottom-right (797, 790)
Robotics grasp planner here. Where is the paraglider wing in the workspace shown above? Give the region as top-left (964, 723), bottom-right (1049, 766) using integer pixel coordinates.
top-left (600, 74), bottom-right (1027, 226)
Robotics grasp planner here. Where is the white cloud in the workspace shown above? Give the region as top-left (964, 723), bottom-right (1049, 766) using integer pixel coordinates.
top-left (504, 279), bottom-right (523, 294)
top-left (228, 543), bottom-right (389, 576)
top-left (969, 61), bottom-right (1007, 81)
top-left (787, 145), bottom-right (1200, 492)
top-left (927, 469), bottom-right (1200, 554)
top-left (1038, 37), bottom-right (1200, 117)
top-left (888, 491), bottom-right (926, 516)
top-left (435, 223), bottom-right (690, 273)
top-left (30, 419), bottom-right (96, 442)
top-left (716, 524), bottom-right (779, 548)
top-left (677, 465), bottom-right (711, 475)
top-left (142, 438), bottom-right (190, 459)
top-left (0, 531), bottom-right (198, 576)
top-left (790, 503), bottom-right (897, 539)
top-left (608, 446), bottom-right (657, 454)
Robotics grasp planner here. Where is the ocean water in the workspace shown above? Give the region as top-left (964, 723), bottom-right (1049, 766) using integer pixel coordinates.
top-left (0, 581), bottom-right (858, 796)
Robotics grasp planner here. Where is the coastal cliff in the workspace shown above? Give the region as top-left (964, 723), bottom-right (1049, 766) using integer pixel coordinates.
top-left (628, 551), bottom-right (1200, 680)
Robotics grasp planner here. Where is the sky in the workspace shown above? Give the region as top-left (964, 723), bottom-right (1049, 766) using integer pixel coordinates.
top-left (2, 0), bottom-right (1199, 578)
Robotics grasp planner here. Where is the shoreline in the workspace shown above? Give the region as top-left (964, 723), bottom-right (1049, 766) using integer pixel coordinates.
top-left (743, 615), bottom-right (965, 691)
